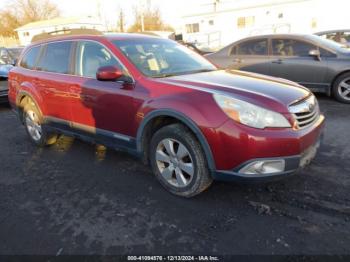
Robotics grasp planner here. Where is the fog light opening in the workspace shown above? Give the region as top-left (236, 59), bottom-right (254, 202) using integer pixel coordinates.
top-left (239, 159), bottom-right (285, 175)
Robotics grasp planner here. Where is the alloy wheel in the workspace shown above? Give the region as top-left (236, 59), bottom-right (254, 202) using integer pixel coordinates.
top-left (155, 138), bottom-right (194, 188)
top-left (338, 78), bottom-right (350, 101)
top-left (25, 110), bottom-right (42, 141)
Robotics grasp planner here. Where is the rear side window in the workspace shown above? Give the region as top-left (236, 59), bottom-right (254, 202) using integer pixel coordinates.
top-left (37, 41), bottom-right (73, 74)
top-left (20, 46), bottom-right (41, 69)
top-left (231, 39), bottom-right (268, 56)
top-left (272, 39), bottom-right (316, 57)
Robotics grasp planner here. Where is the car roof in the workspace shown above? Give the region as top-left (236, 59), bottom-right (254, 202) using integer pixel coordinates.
top-left (31, 32), bottom-right (163, 46)
top-left (237, 33), bottom-right (310, 41)
top-left (315, 29), bottom-right (350, 35)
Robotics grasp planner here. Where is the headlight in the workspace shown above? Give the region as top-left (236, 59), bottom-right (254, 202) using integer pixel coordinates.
top-left (213, 94), bottom-right (291, 129)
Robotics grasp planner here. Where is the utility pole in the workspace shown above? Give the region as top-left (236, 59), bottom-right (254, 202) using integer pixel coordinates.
top-left (213, 0), bottom-right (220, 12)
top-left (140, 0), bottom-right (151, 32)
top-left (141, 12), bottom-right (145, 32)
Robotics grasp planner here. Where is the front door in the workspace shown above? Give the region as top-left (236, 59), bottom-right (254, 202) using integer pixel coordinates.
top-left (229, 38), bottom-right (271, 75)
top-left (69, 40), bottom-right (137, 145)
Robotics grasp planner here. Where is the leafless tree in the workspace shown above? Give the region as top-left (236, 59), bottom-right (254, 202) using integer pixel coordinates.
top-left (0, 0), bottom-right (60, 37)
top-left (127, 4), bottom-right (173, 33)
top-left (117, 8), bottom-right (126, 32)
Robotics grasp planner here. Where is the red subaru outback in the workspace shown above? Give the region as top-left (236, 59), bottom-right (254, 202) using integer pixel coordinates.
top-left (8, 34), bottom-right (325, 197)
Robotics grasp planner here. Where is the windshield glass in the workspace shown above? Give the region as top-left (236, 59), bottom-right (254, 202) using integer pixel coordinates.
top-left (8, 48), bottom-right (23, 59)
top-left (113, 39), bottom-right (217, 78)
top-left (308, 35), bottom-right (350, 51)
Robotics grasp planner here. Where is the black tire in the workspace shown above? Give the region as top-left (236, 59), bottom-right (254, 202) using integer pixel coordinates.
top-left (332, 72), bottom-right (350, 104)
top-left (22, 98), bottom-right (58, 147)
top-left (149, 123), bottom-right (213, 198)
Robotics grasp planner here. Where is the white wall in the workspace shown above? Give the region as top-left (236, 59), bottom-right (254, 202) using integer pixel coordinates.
top-left (182, 0), bottom-right (348, 49)
top-left (17, 23), bottom-right (106, 46)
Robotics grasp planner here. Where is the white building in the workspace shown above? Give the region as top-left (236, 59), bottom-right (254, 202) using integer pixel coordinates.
top-left (15, 17), bottom-right (106, 46)
top-left (181, 0), bottom-right (348, 49)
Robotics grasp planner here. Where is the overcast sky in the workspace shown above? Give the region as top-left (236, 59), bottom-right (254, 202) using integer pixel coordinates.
top-left (0, 0), bottom-right (210, 29)
top-left (1, 0), bottom-right (347, 30)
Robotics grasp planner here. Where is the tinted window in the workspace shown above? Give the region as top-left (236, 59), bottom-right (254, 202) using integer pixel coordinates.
top-left (232, 39), bottom-right (267, 56)
top-left (75, 41), bottom-right (124, 78)
top-left (20, 46), bottom-right (41, 69)
top-left (272, 39), bottom-right (316, 57)
top-left (37, 42), bottom-right (72, 74)
top-left (8, 48), bottom-right (23, 60)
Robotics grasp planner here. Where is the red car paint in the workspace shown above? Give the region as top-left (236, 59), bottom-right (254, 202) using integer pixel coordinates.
top-left (8, 34), bottom-right (325, 179)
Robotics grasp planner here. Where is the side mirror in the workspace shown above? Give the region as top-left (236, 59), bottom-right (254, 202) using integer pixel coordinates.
top-left (1, 55), bottom-right (9, 64)
top-left (309, 49), bottom-right (321, 60)
top-left (96, 66), bottom-right (123, 81)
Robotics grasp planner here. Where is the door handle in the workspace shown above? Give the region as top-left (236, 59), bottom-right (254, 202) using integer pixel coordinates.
top-left (272, 59), bottom-right (283, 64)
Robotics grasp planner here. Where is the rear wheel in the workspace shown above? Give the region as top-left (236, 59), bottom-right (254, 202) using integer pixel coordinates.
top-left (22, 98), bottom-right (58, 146)
top-left (332, 73), bottom-right (350, 103)
top-left (150, 124), bottom-right (213, 198)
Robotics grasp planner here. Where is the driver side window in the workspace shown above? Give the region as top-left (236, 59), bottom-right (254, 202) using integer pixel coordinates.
top-left (75, 41), bottom-right (125, 78)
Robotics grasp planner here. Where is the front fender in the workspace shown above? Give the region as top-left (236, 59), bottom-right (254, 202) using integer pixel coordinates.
top-left (136, 108), bottom-right (218, 171)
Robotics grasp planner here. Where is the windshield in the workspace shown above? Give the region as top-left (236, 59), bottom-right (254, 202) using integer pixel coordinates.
top-left (8, 48), bottom-right (23, 59)
top-left (113, 39), bottom-right (217, 78)
top-left (308, 35), bottom-right (350, 52)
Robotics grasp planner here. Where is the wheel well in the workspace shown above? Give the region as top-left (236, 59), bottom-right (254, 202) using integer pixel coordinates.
top-left (140, 116), bottom-right (198, 165)
top-left (17, 95), bottom-right (31, 122)
top-left (331, 70), bottom-right (350, 90)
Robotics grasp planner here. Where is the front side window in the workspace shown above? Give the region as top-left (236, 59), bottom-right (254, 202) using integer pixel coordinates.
top-left (20, 46), bottom-right (41, 69)
top-left (37, 41), bottom-right (72, 74)
top-left (232, 39), bottom-right (268, 56)
top-left (272, 39), bottom-right (316, 57)
top-left (75, 41), bottom-right (124, 78)
top-left (113, 39), bottom-right (216, 78)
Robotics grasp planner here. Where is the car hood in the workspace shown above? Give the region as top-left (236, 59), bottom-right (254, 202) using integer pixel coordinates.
top-left (156, 70), bottom-right (310, 111)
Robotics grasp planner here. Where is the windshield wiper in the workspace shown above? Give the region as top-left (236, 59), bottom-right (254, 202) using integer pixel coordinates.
top-left (153, 73), bottom-right (179, 78)
top-left (153, 68), bottom-right (217, 78)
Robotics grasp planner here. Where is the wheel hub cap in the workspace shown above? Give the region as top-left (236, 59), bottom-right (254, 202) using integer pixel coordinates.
top-left (155, 138), bottom-right (194, 188)
top-left (338, 78), bottom-right (350, 100)
top-left (25, 110), bottom-right (42, 141)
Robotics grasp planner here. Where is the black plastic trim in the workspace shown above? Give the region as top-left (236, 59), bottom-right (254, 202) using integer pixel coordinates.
top-left (136, 109), bottom-right (216, 171)
top-left (214, 155), bottom-right (301, 181)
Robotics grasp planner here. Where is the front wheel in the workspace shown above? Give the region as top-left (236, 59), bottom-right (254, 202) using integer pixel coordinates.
top-left (150, 124), bottom-right (213, 198)
top-left (332, 73), bottom-right (350, 103)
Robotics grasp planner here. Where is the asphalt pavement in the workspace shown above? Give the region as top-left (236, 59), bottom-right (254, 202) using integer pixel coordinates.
top-left (0, 95), bottom-right (349, 255)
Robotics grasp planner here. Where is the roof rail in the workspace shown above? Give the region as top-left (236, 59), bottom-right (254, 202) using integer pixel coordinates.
top-left (31, 28), bottom-right (103, 43)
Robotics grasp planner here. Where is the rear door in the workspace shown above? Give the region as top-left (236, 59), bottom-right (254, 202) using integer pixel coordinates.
top-left (35, 41), bottom-right (74, 121)
top-left (269, 38), bottom-right (328, 89)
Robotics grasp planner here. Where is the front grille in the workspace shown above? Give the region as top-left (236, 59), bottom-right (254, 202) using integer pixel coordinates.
top-left (289, 95), bottom-right (320, 129)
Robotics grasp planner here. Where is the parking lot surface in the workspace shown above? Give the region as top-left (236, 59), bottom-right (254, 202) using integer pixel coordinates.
top-left (0, 95), bottom-right (349, 255)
